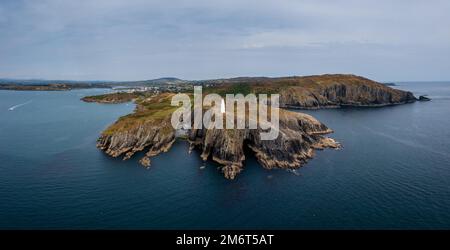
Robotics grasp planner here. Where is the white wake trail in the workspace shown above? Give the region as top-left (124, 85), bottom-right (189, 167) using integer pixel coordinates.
top-left (8, 100), bottom-right (32, 111)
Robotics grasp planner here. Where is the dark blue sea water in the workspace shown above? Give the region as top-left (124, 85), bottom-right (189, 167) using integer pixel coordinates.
top-left (0, 83), bottom-right (449, 229)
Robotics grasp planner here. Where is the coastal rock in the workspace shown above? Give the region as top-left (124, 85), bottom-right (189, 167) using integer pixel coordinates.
top-left (278, 75), bottom-right (417, 108)
top-left (95, 93), bottom-right (177, 165)
top-left (96, 118), bottom-right (176, 163)
top-left (188, 109), bottom-right (340, 179)
top-left (139, 156), bottom-right (151, 168)
top-left (83, 74), bottom-right (421, 180)
top-left (202, 74), bottom-right (416, 109)
top-left (95, 99), bottom-right (340, 179)
top-left (418, 95), bottom-right (431, 101)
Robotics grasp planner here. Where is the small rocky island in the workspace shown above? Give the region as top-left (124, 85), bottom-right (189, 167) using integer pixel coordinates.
top-left (83, 74), bottom-right (418, 179)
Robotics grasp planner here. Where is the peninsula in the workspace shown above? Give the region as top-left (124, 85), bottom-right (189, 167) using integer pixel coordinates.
top-left (82, 74), bottom-right (418, 179)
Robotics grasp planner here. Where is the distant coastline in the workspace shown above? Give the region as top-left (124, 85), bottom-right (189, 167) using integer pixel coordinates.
top-left (0, 83), bottom-right (110, 91)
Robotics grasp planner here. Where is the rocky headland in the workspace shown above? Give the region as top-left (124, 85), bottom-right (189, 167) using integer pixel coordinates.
top-left (94, 93), bottom-right (178, 168)
top-left (83, 74), bottom-right (417, 179)
top-left (187, 109), bottom-right (339, 179)
top-left (203, 74), bottom-right (417, 109)
top-left (81, 92), bottom-right (144, 104)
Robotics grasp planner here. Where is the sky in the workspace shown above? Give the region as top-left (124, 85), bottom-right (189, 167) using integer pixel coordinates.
top-left (0, 0), bottom-right (449, 81)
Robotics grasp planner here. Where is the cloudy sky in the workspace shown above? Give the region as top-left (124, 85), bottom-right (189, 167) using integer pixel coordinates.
top-left (0, 0), bottom-right (449, 81)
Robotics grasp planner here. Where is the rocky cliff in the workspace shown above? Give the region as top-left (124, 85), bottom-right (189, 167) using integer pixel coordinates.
top-left (204, 74), bottom-right (417, 109)
top-left (86, 91), bottom-right (339, 179)
top-left (278, 75), bottom-right (416, 109)
top-left (188, 109), bottom-right (339, 179)
top-left (96, 119), bottom-right (176, 168)
top-left (95, 93), bottom-right (178, 167)
top-left (83, 74), bottom-right (419, 180)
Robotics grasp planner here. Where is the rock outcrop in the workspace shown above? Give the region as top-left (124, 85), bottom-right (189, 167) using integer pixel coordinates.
top-left (187, 109), bottom-right (339, 179)
top-left (95, 93), bottom-right (178, 167)
top-left (96, 118), bottom-right (176, 165)
top-left (82, 74), bottom-right (421, 180)
top-left (277, 75), bottom-right (417, 109)
top-left (418, 95), bottom-right (431, 101)
top-left (89, 93), bottom-right (339, 179)
top-left (204, 74), bottom-right (417, 109)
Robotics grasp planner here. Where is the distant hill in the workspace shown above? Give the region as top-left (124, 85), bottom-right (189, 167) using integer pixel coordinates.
top-left (115, 77), bottom-right (189, 86)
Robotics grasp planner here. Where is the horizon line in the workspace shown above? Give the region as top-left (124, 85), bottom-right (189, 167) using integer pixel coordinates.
top-left (1, 75), bottom-right (450, 84)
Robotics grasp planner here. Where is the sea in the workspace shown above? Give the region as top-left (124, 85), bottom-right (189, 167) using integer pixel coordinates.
top-left (0, 82), bottom-right (449, 229)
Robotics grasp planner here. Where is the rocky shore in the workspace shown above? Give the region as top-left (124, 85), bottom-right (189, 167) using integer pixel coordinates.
top-left (279, 80), bottom-right (417, 109)
top-left (95, 102), bottom-right (339, 179)
top-left (83, 74), bottom-right (417, 179)
top-left (94, 93), bottom-right (178, 167)
top-left (187, 109), bottom-right (339, 179)
top-left (97, 120), bottom-right (176, 168)
top-left (203, 74), bottom-right (417, 109)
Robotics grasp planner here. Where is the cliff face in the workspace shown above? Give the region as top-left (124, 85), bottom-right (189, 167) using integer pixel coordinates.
top-left (90, 94), bottom-right (339, 179)
top-left (279, 80), bottom-right (416, 109)
top-left (277, 75), bottom-right (417, 108)
top-left (95, 93), bottom-right (178, 167)
top-left (96, 118), bottom-right (176, 167)
top-left (82, 74), bottom-right (419, 180)
top-left (205, 74), bottom-right (417, 109)
top-left (188, 109), bottom-right (339, 179)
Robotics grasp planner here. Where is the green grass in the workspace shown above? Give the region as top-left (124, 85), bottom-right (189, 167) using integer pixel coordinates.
top-left (102, 93), bottom-right (179, 135)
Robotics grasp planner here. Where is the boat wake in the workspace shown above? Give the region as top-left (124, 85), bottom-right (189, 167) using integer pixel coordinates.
top-left (8, 100), bottom-right (32, 111)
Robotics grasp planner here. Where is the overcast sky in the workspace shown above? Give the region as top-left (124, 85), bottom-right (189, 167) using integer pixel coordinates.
top-left (0, 0), bottom-right (449, 81)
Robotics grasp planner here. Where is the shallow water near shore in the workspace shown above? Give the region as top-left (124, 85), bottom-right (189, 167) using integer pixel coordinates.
top-left (0, 82), bottom-right (449, 229)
